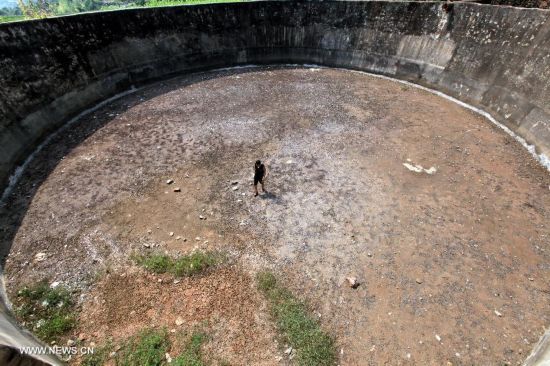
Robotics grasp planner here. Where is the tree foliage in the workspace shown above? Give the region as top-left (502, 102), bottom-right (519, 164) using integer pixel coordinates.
top-left (56, 0), bottom-right (99, 15)
top-left (17, 0), bottom-right (52, 17)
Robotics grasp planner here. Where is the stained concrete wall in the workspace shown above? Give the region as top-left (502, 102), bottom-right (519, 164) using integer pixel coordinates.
top-left (1, 1), bottom-right (549, 192)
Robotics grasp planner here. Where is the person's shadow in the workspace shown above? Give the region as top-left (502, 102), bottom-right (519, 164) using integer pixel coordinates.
top-left (260, 191), bottom-right (279, 201)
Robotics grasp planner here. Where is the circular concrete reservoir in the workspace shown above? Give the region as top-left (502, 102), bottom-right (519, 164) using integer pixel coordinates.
top-left (0, 2), bottom-right (549, 365)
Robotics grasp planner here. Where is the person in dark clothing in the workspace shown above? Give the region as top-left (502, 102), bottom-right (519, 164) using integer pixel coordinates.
top-left (254, 160), bottom-right (268, 197)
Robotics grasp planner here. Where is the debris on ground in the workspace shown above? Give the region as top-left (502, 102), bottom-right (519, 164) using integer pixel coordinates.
top-left (403, 159), bottom-right (437, 175)
top-left (347, 277), bottom-right (360, 289)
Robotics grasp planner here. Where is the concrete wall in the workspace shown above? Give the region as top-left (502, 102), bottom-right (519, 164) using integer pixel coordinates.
top-left (0, 0), bottom-right (549, 191)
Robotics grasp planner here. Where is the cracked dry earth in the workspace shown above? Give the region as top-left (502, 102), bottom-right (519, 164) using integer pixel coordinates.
top-left (1, 66), bottom-right (549, 365)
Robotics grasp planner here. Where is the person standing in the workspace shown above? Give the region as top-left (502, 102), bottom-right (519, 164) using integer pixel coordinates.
top-left (254, 160), bottom-right (268, 197)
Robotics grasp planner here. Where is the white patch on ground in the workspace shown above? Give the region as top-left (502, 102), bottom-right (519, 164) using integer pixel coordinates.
top-left (403, 162), bottom-right (437, 175)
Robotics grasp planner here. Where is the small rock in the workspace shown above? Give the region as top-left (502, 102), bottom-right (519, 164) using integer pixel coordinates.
top-left (284, 347), bottom-right (293, 355)
top-left (176, 236), bottom-right (181, 240)
top-left (165, 353), bottom-right (172, 363)
top-left (109, 352), bottom-right (117, 358)
top-left (166, 179), bottom-right (174, 184)
top-left (199, 215), bottom-right (206, 220)
top-left (175, 316), bottom-right (184, 326)
top-left (78, 333), bottom-right (87, 341)
top-left (346, 277), bottom-right (360, 289)
top-left (158, 278), bottom-right (163, 283)
top-left (130, 310), bottom-right (136, 316)
top-left (169, 232), bottom-right (174, 237)
top-left (232, 186), bottom-right (239, 191)
top-left (195, 237), bottom-right (201, 241)
top-left (415, 278), bottom-right (423, 284)
top-left (34, 252), bottom-right (47, 262)
top-left (50, 281), bottom-right (60, 289)
top-left (231, 181), bottom-right (239, 185)
top-left (67, 339), bottom-right (75, 346)
top-left (173, 187), bottom-right (181, 192)
top-left (367, 252), bottom-right (373, 257)
top-left (173, 279), bottom-right (180, 284)
top-left (143, 243), bottom-right (150, 248)
top-left (435, 334), bottom-right (441, 342)
top-left (494, 310), bottom-right (503, 317)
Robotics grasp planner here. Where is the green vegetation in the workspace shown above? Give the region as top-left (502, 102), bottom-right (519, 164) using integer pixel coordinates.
top-left (135, 251), bottom-right (221, 277)
top-left (0, 0), bottom-right (246, 23)
top-left (15, 282), bottom-right (76, 343)
top-left (56, 0), bottom-right (99, 15)
top-left (81, 341), bottom-right (113, 366)
top-left (0, 14), bottom-right (25, 21)
top-left (81, 328), bottom-right (207, 366)
top-left (257, 271), bottom-right (337, 366)
top-left (172, 331), bottom-right (207, 366)
top-left (116, 328), bottom-right (169, 366)
top-left (145, 0), bottom-right (242, 7)
top-left (0, 2), bottom-right (25, 22)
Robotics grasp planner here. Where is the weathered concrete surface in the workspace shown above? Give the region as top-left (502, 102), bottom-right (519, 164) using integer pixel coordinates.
top-left (0, 1), bottom-right (550, 193)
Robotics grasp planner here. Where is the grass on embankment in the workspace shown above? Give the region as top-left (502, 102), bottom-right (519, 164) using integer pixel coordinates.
top-left (257, 271), bottom-right (337, 366)
top-left (0, 15), bottom-right (26, 23)
top-left (14, 282), bottom-right (76, 343)
top-left (134, 251), bottom-right (222, 277)
top-left (145, 0), bottom-right (245, 7)
top-left (82, 328), bottom-right (208, 366)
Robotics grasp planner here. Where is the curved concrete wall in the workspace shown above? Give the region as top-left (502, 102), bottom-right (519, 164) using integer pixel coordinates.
top-left (1, 1), bottom-right (550, 191)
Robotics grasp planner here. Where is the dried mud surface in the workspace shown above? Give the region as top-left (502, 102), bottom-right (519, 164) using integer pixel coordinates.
top-left (2, 67), bottom-right (549, 365)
